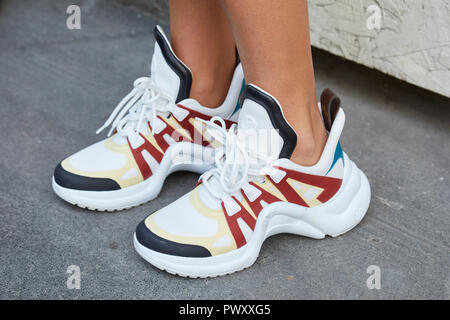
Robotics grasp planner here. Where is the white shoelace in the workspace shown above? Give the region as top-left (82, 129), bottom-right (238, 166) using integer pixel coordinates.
top-left (198, 116), bottom-right (278, 201)
top-left (96, 77), bottom-right (177, 141)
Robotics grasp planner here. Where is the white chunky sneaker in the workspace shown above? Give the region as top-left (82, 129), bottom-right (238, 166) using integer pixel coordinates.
top-left (134, 84), bottom-right (371, 277)
top-left (52, 25), bottom-right (244, 211)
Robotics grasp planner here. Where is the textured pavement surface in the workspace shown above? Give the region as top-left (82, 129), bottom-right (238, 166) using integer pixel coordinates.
top-left (0, 0), bottom-right (449, 299)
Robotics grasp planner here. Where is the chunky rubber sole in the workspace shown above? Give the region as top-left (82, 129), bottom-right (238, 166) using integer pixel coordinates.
top-left (134, 154), bottom-right (371, 278)
top-left (52, 142), bottom-right (214, 211)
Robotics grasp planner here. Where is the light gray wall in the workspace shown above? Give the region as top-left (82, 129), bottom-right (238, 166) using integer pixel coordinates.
top-left (309, 0), bottom-right (450, 97)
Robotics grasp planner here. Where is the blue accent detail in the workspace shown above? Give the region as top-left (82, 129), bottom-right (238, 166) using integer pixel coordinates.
top-left (231, 79), bottom-right (246, 115)
top-left (326, 141), bottom-right (344, 175)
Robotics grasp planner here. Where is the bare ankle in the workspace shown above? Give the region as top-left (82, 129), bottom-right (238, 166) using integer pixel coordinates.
top-left (190, 67), bottom-right (234, 108)
top-left (288, 101), bottom-right (328, 166)
top-left (172, 42), bottom-right (236, 108)
top-left (290, 133), bottom-right (326, 166)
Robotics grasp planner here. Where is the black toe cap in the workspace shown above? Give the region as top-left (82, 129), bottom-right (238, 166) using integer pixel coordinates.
top-left (135, 219), bottom-right (212, 257)
top-left (54, 162), bottom-right (121, 191)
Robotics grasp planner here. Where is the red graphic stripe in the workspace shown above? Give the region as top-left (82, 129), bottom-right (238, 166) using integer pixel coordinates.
top-left (268, 168), bottom-right (342, 206)
top-left (267, 175), bottom-right (310, 207)
top-left (280, 168), bottom-right (342, 203)
top-left (176, 104), bottom-right (235, 148)
top-left (240, 182), bottom-right (283, 217)
top-left (221, 167), bottom-right (343, 249)
top-left (222, 196), bottom-right (256, 248)
top-left (129, 106), bottom-right (236, 181)
top-left (151, 116), bottom-right (190, 153)
top-left (127, 133), bottom-right (163, 180)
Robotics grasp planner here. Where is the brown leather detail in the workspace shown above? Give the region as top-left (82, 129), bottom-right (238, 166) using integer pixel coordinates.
top-left (320, 88), bottom-right (341, 132)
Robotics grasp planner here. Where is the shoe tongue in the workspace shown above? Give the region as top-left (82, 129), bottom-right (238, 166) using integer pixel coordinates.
top-left (237, 84), bottom-right (297, 160)
top-left (151, 26), bottom-right (192, 103)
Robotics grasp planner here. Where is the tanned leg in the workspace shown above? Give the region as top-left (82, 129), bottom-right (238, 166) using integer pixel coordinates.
top-left (169, 0), bottom-right (236, 108)
top-left (219, 0), bottom-right (327, 165)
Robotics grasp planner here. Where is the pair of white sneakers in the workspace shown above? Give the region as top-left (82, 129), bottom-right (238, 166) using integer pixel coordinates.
top-left (52, 26), bottom-right (371, 278)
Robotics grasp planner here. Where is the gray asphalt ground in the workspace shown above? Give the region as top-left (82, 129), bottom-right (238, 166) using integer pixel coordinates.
top-left (0, 0), bottom-right (449, 299)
